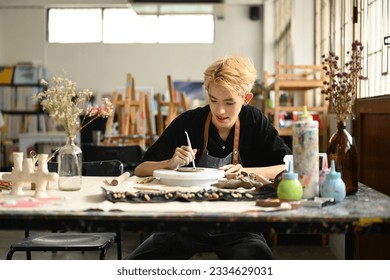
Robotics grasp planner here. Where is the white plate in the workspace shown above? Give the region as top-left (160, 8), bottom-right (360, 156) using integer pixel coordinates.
top-left (153, 168), bottom-right (225, 187)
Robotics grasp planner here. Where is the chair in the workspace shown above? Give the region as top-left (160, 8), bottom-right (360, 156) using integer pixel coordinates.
top-left (47, 160), bottom-right (124, 176)
top-left (6, 233), bottom-right (116, 260)
top-left (6, 160), bottom-right (124, 260)
top-left (81, 144), bottom-right (144, 174)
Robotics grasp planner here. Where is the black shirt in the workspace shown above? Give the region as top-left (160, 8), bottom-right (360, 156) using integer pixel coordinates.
top-left (142, 105), bottom-right (291, 167)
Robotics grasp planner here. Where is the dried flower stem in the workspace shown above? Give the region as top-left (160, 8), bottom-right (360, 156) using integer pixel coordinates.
top-left (321, 40), bottom-right (365, 122)
top-left (33, 75), bottom-right (114, 137)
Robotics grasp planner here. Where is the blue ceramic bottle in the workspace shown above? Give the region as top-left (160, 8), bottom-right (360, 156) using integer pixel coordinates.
top-left (320, 160), bottom-right (346, 202)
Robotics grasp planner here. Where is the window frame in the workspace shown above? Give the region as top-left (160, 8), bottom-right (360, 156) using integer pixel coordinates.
top-left (46, 7), bottom-right (215, 44)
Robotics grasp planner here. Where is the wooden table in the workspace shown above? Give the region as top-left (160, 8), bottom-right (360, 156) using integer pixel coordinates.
top-left (1, 178), bottom-right (389, 259)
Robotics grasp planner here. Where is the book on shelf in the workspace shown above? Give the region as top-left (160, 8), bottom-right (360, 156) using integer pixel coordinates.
top-left (25, 115), bottom-right (39, 133)
top-left (0, 111), bottom-right (4, 128)
top-left (5, 114), bottom-right (22, 139)
top-left (12, 63), bottom-right (43, 85)
top-left (16, 86), bottom-right (41, 111)
top-left (0, 85), bottom-right (41, 111)
top-left (0, 87), bottom-right (13, 110)
top-left (0, 66), bottom-right (14, 85)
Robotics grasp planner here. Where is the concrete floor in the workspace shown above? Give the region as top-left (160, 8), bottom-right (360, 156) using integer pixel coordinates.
top-left (0, 230), bottom-right (338, 260)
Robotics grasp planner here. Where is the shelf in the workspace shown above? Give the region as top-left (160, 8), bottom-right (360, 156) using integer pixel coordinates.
top-left (0, 84), bottom-right (43, 87)
top-left (1, 110), bottom-right (42, 115)
top-left (0, 65), bottom-right (48, 170)
top-left (265, 80), bottom-right (324, 91)
top-left (265, 106), bottom-right (326, 113)
top-left (263, 62), bottom-right (329, 151)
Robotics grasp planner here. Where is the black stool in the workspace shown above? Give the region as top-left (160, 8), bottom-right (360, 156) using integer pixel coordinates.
top-left (6, 232), bottom-right (116, 260)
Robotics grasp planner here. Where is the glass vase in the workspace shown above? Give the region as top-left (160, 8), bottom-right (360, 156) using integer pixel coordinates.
top-left (327, 121), bottom-right (358, 195)
top-left (58, 135), bottom-right (82, 191)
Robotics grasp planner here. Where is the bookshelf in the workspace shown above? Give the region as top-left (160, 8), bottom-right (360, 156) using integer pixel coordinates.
top-left (0, 63), bottom-right (56, 170)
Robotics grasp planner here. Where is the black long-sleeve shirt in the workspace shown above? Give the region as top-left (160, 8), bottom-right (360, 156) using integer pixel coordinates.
top-left (142, 105), bottom-right (291, 167)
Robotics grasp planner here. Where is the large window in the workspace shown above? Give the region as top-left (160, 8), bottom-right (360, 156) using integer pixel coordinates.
top-left (316, 0), bottom-right (390, 98)
top-left (48, 9), bottom-right (102, 43)
top-left (48, 8), bottom-right (214, 44)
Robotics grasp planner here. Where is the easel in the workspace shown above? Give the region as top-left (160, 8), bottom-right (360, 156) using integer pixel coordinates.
top-left (156, 75), bottom-right (189, 136)
top-left (104, 74), bottom-right (154, 148)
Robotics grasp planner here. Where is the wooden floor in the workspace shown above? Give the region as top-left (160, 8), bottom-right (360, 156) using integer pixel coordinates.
top-left (0, 230), bottom-right (337, 260)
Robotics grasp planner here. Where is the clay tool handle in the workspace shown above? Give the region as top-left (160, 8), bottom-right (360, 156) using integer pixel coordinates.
top-left (184, 131), bottom-right (196, 169)
top-left (109, 172), bottom-right (131, 186)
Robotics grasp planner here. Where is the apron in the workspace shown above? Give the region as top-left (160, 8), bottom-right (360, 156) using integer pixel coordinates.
top-left (197, 112), bottom-right (242, 168)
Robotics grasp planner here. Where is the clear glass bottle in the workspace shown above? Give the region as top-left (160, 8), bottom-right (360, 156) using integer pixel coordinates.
top-left (58, 135), bottom-right (82, 191)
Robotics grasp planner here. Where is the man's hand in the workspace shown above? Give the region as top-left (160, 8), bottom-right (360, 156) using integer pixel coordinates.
top-left (219, 164), bottom-right (243, 179)
top-left (167, 146), bottom-right (197, 170)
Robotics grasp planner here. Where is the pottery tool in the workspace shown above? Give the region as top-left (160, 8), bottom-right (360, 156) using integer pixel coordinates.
top-left (184, 131), bottom-right (196, 169)
top-left (105, 171), bottom-right (131, 186)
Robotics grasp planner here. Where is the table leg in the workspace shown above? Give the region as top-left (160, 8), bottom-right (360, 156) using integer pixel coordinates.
top-left (345, 233), bottom-right (355, 259)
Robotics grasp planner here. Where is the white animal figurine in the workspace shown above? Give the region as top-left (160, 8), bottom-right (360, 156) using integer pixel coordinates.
top-left (1, 152), bottom-right (26, 195)
top-left (30, 154), bottom-right (58, 198)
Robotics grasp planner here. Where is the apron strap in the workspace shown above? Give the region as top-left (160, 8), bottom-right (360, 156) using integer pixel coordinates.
top-left (201, 112), bottom-right (240, 164)
top-left (201, 113), bottom-right (212, 156)
top-left (233, 117), bottom-right (240, 164)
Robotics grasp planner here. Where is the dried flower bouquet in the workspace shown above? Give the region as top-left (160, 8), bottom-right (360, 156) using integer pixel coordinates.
top-left (321, 40), bottom-right (365, 122)
top-left (33, 75), bottom-right (114, 137)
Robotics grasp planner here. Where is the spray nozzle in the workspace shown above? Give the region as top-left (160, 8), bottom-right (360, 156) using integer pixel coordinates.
top-left (299, 105), bottom-right (313, 121)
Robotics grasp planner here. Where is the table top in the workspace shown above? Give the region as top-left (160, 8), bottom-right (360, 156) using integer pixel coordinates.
top-left (1, 175), bottom-right (390, 234)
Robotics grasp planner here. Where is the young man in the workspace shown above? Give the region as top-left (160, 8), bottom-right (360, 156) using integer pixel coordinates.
top-left (128, 55), bottom-right (291, 260)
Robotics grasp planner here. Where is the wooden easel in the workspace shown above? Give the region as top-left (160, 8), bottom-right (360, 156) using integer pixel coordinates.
top-left (104, 74), bottom-right (154, 148)
top-left (156, 75), bottom-right (189, 136)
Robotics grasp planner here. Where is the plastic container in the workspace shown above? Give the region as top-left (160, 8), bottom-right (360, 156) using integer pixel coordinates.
top-left (292, 106), bottom-right (319, 199)
top-left (320, 160), bottom-right (346, 202)
top-left (277, 161), bottom-right (303, 201)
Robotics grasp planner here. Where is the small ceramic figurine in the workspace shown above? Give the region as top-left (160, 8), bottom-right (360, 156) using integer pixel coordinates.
top-left (30, 154), bottom-right (58, 198)
top-left (22, 157), bottom-right (35, 187)
top-left (1, 152), bottom-right (26, 195)
top-left (320, 160), bottom-right (346, 202)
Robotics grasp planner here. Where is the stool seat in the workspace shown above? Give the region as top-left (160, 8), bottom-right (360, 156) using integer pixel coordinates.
top-left (7, 232), bottom-right (116, 260)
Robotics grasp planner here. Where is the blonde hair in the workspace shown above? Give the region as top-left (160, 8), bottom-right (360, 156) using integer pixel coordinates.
top-left (203, 55), bottom-right (257, 97)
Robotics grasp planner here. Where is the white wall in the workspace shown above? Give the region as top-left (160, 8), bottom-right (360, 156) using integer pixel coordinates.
top-left (292, 0), bottom-right (315, 64)
top-left (262, 0), bottom-right (275, 75)
top-left (0, 1), bottom-right (264, 99)
top-left (263, 0), bottom-right (315, 75)
top-left (0, 9), bottom-right (4, 62)
top-left (1, 7), bottom-right (46, 64)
